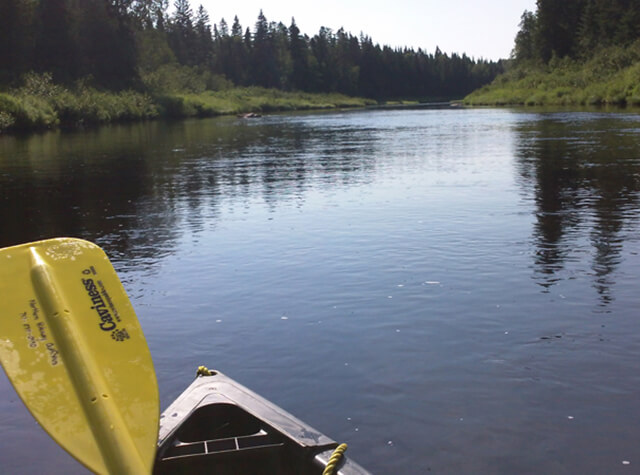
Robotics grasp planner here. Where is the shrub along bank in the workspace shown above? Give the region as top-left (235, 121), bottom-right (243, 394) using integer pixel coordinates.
top-left (0, 72), bottom-right (374, 133)
top-left (465, 42), bottom-right (640, 107)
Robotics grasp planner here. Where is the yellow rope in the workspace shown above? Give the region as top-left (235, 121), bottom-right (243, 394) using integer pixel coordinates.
top-left (196, 365), bottom-right (212, 376)
top-left (322, 443), bottom-right (348, 475)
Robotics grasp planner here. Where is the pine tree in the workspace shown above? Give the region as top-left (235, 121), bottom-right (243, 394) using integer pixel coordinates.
top-left (272, 22), bottom-right (292, 89)
top-left (512, 10), bottom-right (538, 61)
top-left (168, 0), bottom-right (197, 65)
top-left (231, 16), bottom-right (243, 37)
top-left (0, 0), bottom-right (32, 83)
top-left (35, 0), bottom-right (78, 83)
top-left (289, 18), bottom-right (310, 90)
top-left (132, 0), bottom-right (156, 29)
top-left (173, 0), bottom-right (193, 29)
top-left (194, 5), bottom-right (213, 67)
top-left (223, 17), bottom-right (248, 85)
top-left (251, 10), bottom-right (279, 87)
top-left (219, 18), bottom-right (229, 37)
top-left (78, 0), bottom-right (139, 88)
top-left (535, 0), bottom-right (585, 60)
top-left (155, 0), bottom-right (169, 30)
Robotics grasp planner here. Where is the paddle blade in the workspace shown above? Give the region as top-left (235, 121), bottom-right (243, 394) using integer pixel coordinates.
top-left (0, 238), bottom-right (159, 474)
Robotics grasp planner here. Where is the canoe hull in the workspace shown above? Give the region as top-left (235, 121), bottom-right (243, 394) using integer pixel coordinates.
top-left (154, 370), bottom-right (369, 474)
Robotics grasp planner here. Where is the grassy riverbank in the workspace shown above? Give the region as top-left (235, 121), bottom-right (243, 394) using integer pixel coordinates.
top-left (0, 73), bottom-right (375, 133)
top-left (465, 43), bottom-right (640, 106)
top-left (157, 88), bottom-right (375, 118)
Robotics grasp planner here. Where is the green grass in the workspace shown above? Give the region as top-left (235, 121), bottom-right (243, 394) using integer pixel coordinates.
top-left (464, 41), bottom-right (640, 106)
top-left (156, 88), bottom-right (375, 118)
top-left (0, 73), bottom-right (160, 131)
top-left (49, 89), bottom-right (159, 123)
top-left (0, 70), bottom-right (375, 132)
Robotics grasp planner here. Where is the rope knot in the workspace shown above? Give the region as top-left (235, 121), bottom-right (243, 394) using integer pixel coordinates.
top-left (196, 365), bottom-right (212, 376)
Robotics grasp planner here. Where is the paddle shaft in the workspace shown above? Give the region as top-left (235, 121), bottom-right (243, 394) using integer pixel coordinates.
top-left (30, 247), bottom-right (148, 474)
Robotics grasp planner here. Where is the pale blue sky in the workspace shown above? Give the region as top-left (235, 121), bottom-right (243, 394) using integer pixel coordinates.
top-left (197, 0), bottom-right (537, 60)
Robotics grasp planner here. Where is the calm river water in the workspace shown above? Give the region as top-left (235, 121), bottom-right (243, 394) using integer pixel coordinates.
top-left (1, 107), bottom-right (640, 474)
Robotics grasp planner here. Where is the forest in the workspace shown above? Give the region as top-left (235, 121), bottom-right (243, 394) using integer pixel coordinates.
top-left (466, 0), bottom-right (640, 106)
top-left (512, 0), bottom-right (640, 64)
top-left (0, 0), bottom-right (503, 129)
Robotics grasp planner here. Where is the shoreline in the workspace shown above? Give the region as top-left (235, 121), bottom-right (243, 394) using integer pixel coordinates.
top-left (0, 88), bottom-right (471, 136)
top-left (0, 87), bottom-right (377, 135)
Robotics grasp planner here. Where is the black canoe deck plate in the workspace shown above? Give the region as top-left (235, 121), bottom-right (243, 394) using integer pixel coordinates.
top-left (154, 370), bottom-right (369, 475)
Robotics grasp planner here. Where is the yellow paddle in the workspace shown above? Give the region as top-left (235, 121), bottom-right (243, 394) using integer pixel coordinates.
top-left (0, 238), bottom-right (159, 474)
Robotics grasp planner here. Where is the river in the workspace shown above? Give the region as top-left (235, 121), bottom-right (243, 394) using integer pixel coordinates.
top-left (1, 107), bottom-right (640, 474)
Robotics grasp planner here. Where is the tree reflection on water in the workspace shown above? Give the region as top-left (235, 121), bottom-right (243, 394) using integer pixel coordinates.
top-left (0, 116), bottom-right (377, 265)
top-left (513, 112), bottom-right (640, 304)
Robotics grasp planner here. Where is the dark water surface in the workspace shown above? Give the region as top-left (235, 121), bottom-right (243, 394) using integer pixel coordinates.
top-left (1, 108), bottom-right (640, 474)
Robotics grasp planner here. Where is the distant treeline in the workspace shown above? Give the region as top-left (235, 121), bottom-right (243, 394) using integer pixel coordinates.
top-left (0, 0), bottom-right (503, 100)
top-left (513, 0), bottom-right (640, 63)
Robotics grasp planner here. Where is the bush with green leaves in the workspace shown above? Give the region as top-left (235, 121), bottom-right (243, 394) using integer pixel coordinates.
top-left (465, 41), bottom-right (640, 106)
top-left (0, 92), bottom-right (58, 130)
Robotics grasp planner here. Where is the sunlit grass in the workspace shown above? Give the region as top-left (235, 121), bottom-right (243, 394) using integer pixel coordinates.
top-left (464, 41), bottom-right (640, 107)
top-left (157, 88), bottom-right (374, 118)
top-left (0, 72), bottom-right (374, 132)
